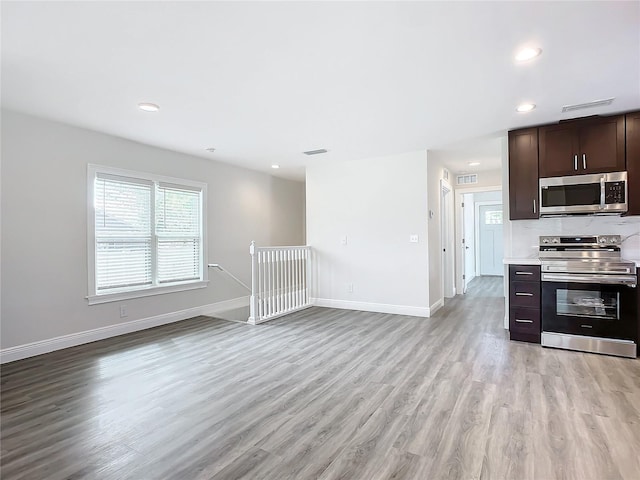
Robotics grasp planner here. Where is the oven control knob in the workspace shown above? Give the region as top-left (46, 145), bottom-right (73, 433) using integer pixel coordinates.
top-left (600, 237), bottom-right (607, 244)
top-left (552, 238), bottom-right (559, 244)
top-left (542, 238), bottom-right (549, 244)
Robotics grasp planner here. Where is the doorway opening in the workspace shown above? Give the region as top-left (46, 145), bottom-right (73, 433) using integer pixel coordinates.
top-left (455, 187), bottom-right (503, 295)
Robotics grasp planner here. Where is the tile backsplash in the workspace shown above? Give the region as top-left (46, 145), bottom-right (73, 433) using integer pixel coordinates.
top-left (509, 215), bottom-right (640, 260)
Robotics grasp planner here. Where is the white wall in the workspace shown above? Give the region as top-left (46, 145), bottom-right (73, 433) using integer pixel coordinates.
top-left (306, 151), bottom-right (430, 316)
top-left (1, 110), bottom-right (305, 353)
top-left (473, 190), bottom-right (502, 203)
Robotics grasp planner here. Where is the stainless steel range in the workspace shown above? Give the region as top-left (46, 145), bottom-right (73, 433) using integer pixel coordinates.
top-left (539, 235), bottom-right (638, 358)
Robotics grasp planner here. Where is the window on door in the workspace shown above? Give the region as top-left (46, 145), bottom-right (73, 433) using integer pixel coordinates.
top-left (87, 165), bottom-right (207, 304)
top-left (484, 210), bottom-right (503, 225)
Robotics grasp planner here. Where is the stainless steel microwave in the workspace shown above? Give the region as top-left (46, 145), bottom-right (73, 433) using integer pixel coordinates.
top-left (539, 171), bottom-right (627, 216)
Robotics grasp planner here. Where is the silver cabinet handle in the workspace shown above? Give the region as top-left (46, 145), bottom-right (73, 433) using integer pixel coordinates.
top-left (515, 271), bottom-right (533, 275)
top-left (581, 324), bottom-right (593, 329)
top-left (533, 199), bottom-right (536, 214)
top-left (515, 292), bottom-right (534, 296)
top-left (515, 318), bottom-right (534, 323)
top-left (583, 154), bottom-right (586, 169)
top-left (574, 154), bottom-right (578, 170)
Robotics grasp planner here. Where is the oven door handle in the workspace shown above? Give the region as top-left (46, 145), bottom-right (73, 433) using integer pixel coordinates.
top-left (542, 273), bottom-right (637, 287)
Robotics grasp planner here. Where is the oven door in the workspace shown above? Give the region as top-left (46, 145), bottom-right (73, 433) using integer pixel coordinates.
top-left (542, 281), bottom-right (637, 341)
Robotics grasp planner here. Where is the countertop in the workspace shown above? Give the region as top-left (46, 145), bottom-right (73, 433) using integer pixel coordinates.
top-left (504, 258), bottom-right (640, 267)
top-left (503, 258), bottom-right (541, 266)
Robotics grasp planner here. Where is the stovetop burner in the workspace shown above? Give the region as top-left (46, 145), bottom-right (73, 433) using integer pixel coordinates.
top-left (538, 235), bottom-right (637, 287)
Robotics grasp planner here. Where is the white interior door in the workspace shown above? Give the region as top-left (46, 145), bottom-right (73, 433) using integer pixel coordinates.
top-left (478, 204), bottom-right (504, 276)
top-left (463, 193), bottom-right (475, 292)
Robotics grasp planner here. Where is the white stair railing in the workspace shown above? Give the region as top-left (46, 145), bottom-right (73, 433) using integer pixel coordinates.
top-left (249, 241), bottom-right (312, 324)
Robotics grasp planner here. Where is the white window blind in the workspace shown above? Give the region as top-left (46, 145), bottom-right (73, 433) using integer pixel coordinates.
top-left (156, 183), bottom-right (202, 284)
top-left (89, 167), bottom-right (206, 302)
top-left (95, 174), bottom-right (153, 292)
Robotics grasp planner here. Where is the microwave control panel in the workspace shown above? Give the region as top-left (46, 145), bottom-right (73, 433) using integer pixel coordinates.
top-left (605, 181), bottom-right (626, 204)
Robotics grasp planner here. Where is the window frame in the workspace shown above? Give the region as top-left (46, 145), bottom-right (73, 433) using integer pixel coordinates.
top-left (87, 164), bottom-right (208, 305)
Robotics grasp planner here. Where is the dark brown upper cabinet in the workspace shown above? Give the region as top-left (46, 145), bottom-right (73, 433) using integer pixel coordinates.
top-left (508, 127), bottom-right (539, 220)
top-left (538, 115), bottom-right (625, 177)
top-left (626, 111), bottom-right (640, 216)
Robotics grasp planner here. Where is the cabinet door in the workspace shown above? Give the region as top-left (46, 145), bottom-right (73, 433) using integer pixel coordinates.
top-left (579, 115), bottom-right (625, 174)
top-left (508, 128), bottom-right (539, 220)
top-left (539, 123), bottom-right (579, 177)
top-left (626, 111), bottom-right (640, 216)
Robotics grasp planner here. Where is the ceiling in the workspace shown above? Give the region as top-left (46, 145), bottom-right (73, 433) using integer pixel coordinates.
top-left (2, 2), bottom-right (639, 181)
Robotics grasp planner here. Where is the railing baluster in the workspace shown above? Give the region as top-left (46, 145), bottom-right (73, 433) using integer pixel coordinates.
top-left (273, 250), bottom-right (277, 314)
top-left (266, 251), bottom-right (271, 317)
top-left (287, 249), bottom-right (292, 310)
top-left (259, 251), bottom-right (264, 319)
top-left (294, 249), bottom-right (299, 308)
top-left (270, 250), bottom-right (275, 316)
top-left (277, 250), bottom-right (284, 312)
top-left (304, 248), bottom-right (311, 304)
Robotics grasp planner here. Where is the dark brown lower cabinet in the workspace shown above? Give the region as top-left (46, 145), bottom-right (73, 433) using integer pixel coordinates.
top-left (509, 264), bottom-right (541, 343)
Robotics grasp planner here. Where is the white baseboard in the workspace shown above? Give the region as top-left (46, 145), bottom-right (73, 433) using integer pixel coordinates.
top-left (429, 298), bottom-right (444, 316)
top-left (311, 298), bottom-right (430, 317)
top-left (0, 296), bottom-right (250, 364)
top-left (200, 296), bottom-right (250, 317)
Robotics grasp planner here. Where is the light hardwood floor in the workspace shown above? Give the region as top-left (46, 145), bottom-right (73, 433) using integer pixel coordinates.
top-left (2, 277), bottom-right (639, 479)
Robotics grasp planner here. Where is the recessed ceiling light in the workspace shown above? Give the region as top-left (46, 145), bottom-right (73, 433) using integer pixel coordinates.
top-left (468, 162), bottom-right (481, 166)
top-left (138, 102), bottom-right (160, 112)
top-left (271, 164), bottom-right (280, 169)
top-left (516, 103), bottom-right (536, 113)
top-left (515, 47), bottom-right (542, 62)
top-left (205, 147), bottom-right (216, 153)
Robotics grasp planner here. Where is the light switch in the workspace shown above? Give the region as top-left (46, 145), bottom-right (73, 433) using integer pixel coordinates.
top-left (410, 234), bottom-right (419, 243)
top-left (341, 235), bottom-right (348, 245)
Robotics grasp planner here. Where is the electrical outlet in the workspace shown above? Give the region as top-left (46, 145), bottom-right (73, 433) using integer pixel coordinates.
top-left (409, 234), bottom-right (419, 243)
top-left (347, 283), bottom-right (354, 293)
top-left (119, 305), bottom-right (128, 318)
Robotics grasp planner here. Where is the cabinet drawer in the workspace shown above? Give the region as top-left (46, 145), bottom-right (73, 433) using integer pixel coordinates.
top-left (509, 307), bottom-right (541, 343)
top-left (509, 264), bottom-right (540, 282)
top-left (510, 281), bottom-right (541, 308)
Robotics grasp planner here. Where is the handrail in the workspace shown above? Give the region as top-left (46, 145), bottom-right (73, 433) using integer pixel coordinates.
top-left (207, 264), bottom-right (251, 292)
top-left (253, 245), bottom-right (310, 251)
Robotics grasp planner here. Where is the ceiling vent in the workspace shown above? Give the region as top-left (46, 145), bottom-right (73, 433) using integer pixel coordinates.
top-left (303, 149), bottom-right (328, 155)
top-left (457, 174), bottom-right (478, 185)
top-left (561, 98), bottom-right (614, 113)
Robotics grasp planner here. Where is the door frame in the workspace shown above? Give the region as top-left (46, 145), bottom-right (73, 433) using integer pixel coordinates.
top-left (462, 192), bottom-right (475, 293)
top-left (454, 185), bottom-right (501, 296)
top-left (440, 179), bottom-right (455, 299)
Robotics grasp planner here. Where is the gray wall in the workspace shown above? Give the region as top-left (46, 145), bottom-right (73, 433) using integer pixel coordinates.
top-left (1, 110), bottom-right (305, 349)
